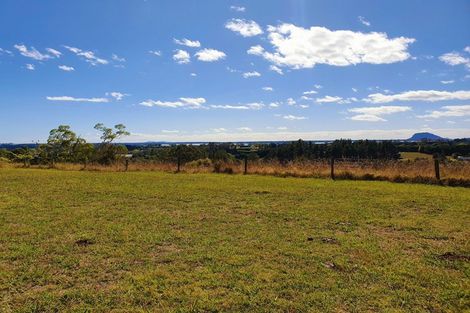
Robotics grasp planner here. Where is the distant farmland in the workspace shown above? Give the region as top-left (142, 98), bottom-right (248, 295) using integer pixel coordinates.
top-left (1, 168), bottom-right (469, 312)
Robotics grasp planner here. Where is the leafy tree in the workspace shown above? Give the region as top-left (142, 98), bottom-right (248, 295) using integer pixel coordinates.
top-left (93, 123), bottom-right (130, 164)
top-left (45, 125), bottom-right (91, 165)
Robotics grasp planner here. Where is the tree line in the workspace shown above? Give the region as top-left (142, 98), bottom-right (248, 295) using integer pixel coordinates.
top-left (1, 125), bottom-right (469, 167)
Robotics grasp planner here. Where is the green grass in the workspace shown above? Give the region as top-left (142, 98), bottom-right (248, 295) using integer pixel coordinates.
top-left (1, 168), bottom-right (469, 312)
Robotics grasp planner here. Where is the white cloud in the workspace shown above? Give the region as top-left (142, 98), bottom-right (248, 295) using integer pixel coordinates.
top-left (249, 24), bottom-right (415, 69)
top-left (365, 90), bottom-right (470, 103)
top-left (112, 54), bottom-right (126, 62)
top-left (173, 49), bottom-right (190, 64)
top-left (262, 87), bottom-right (273, 91)
top-left (0, 48), bottom-right (13, 55)
top-left (46, 48), bottom-right (62, 58)
top-left (237, 127), bottom-right (252, 132)
top-left (269, 65), bottom-right (284, 75)
top-left (440, 80), bottom-right (455, 84)
top-left (358, 16), bottom-right (371, 27)
top-left (465, 46), bottom-right (470, 54)
top-left (58, 65), bottom-right (74, 72)
top-left (195, 48), bottom-right (226, 62)
top-left (439, 52), bottom-right (469, 68)
top-left (348, 105), bottom-right (411, 122)
top-left (314, 84), bottom-right (323, 89)
top-left (352, 88), bottom-right (358, 92)
top-left (225, 19), bottom-right (263, 37)
top-left (14, 44), bottom-right (55, 61)
top-left (161, 130), bottom-right (179, 134)
top-left (212, 128), bottom-right (227, 133)
top-left (149, 50), bottom-right (162, 56)
top-left (303, 90), bottom-right (318, 95)
top-left (210, 103), bottom-right (264, 110)
top-left (283, 114), bottom-right (306, 120)
top-left (269, 102), bottom-right (280, 108)
top-left (286, 98), bottom-right (296, 106)
top-left (46, 96), bottom-right (109, 103)
top-left (106, 92), bottom-right (128, 101)
top-left (25, 64), bottom-right (35, 70)
top-left (243, 71), bottom-right (261, 78)
top-left (63, 46), bottom-right (109, 66)
top-left (230, 5), bottom-right (246, 12)
top-left (301, 96), bottom-right (313, 101)
top-left (418, 105), bottom-right (470, 119)
top-left (174, 38), bottom-right (201, 48)
top-left (316, 96), bottom-right (343, 103)
top-left (190, 73), bottom-right (197, 77)
top-left (277, 126), bottom-right (288, 130)
top-left (140, 97), bottom-right (206, 108)
top-left (350, 114), bottom-right (386, 122)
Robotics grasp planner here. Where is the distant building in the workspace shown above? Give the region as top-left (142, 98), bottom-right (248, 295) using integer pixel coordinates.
top-left (457, 156), bottom-right (470, 161)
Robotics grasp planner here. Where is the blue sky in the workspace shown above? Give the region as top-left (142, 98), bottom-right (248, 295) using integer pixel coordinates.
top-left (1, 0), bottom-right (469, 143)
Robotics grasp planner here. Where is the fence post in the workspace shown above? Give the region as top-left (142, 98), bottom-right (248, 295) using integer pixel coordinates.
top-left (244, 155), bottom-right (248, 175)
top-left (125, 159), bottom-right (129, 172)
top-left (434, 157), bottom-right (440, 180)
top-left (330, 157), bottom-right (335, 180)
top-left (177, 150), bottom-right (181, 173)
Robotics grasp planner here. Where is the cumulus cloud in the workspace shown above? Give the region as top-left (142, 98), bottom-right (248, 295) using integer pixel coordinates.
top-left (210, 103), bottom-right (264, 110)
top-left (358, 16), bottom-right (371, 26)
top-left (283, 114), bottom-right (307, 120)
top-left (212, 128), bottom-right (227, 133)
top-left (316, 96), bottom-right (343, 103)
top-left (262, 87), bottom-right (273, 91)
top-left (46, 96), bottom-right (109, 103)
top-left (269, 65), bottom-right (284, 75)
top-left (348, 105), bottom-right (411, 122)
top-left (418, 105), bottom-right (470, 119)
top-left (58, 65), bottom-right (74, 72)
top-left (64, 46), bottom-right (109, 65)
top-left (25, 64), bottom-right (35, 70)
top-left (46, 48), bottom-right (62, 58)
top-left (440, 80), bottom-right (454, 84)
top-left (173, 49), bottom-right (190, 64)
top-left (286, 98), bottom-right (296, 106)
top-left (195, 48), bottom-right (226, 62)
top-left (365, 90), bottom-right (470, 103)
top-left (106, 92), bottom-right (128, 101)
top-left (14, 44), bottom-right (57, 61)
top-left (248, 24), bottom-right (415, 69)
top-left (225, 19), bottom-right (263, 37)
top-left (174, 38), bottom-right (201, 48)
top-left (140, 97), bottom-right (206, 108)
top-left (303, 90), bottom-right (318, 95)
top-left (243, 71), bottom-right (261, 78)
top-left (439, 52), bottom-right (469, 69)
top-left (230, 5), bottom-right (246, 12)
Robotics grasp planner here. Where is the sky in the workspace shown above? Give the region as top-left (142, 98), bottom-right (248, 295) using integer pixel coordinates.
top-left (1, 0), bottom-right (470, 143)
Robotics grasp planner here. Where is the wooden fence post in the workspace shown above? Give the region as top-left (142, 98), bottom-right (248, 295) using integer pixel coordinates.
top-left (244, 155), bottom-right (248, 175)
top-left (125, 159), bottom-right (129, 172)
top-left (434, 158), bottom-right (440, 180)
top-left (330, 157), bottom-right (335, 180)
top-left (177, 150), bottom-right (181, 173)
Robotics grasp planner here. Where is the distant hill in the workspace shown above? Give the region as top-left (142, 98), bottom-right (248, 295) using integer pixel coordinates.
top-left (407, 132), bottom-right (445, 141)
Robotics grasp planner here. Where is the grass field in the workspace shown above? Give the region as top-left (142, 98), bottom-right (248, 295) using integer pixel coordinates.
top-left (1, 168), bottom-right (469, 312)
